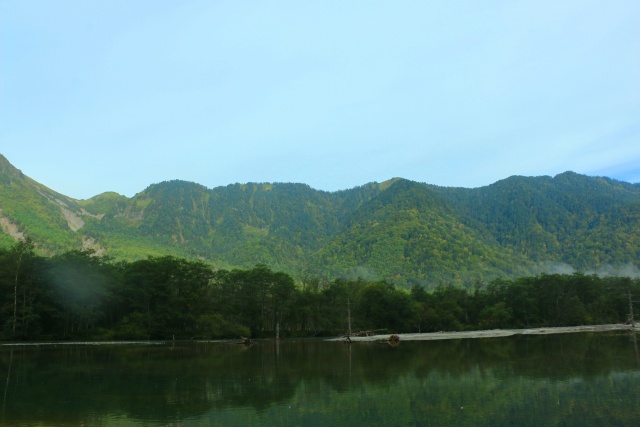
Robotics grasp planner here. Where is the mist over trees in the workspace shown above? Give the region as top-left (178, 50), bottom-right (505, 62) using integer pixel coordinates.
top-left (1, 242), bottom-right (638, 341)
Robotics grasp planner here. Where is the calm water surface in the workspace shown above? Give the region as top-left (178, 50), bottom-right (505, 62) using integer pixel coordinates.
top-left (1, 332), bottom-right (639, 426)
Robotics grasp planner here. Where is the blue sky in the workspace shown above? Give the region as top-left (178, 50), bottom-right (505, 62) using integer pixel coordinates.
top-left (1, 0), bottom-right (639, 199)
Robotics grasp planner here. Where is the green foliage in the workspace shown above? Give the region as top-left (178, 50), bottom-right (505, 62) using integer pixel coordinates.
top-left (46, 249), bottom-right (114, 337)
top-left (0, 238), bottom-right (45, 339)
top-left (2, 237), bottom-right (639, 341)
top-left (78, 191), bottom-right (129, 215)
top-left (438, 172), bottom-right (640, 271)
top-left (478, 302), bottom-right (512, 329)
top-left (2, 153), bottom-right (640, 288)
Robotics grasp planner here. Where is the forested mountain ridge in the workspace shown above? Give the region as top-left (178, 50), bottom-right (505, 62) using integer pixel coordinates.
top-left (433, 172), bottom-right (640, 270)
top-left (0, 154), bottom-right (90, 252)
top-left (1, 153), bottom-right (639, 287)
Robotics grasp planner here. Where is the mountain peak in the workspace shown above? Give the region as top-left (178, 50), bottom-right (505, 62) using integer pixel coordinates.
top-left (0, 154), bottom-right (25, 181)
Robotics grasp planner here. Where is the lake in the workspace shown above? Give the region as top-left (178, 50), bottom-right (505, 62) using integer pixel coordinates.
top-left (1, 332), bottom-right (639, 426)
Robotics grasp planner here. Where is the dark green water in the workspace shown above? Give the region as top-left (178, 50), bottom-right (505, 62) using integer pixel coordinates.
top-left (1, 332), bottom-right (639, 426)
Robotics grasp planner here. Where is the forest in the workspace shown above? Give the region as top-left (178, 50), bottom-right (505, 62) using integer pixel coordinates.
top-left (1, 239), bottom-right (639, 341)
top-left (3, 151), bottom-right (640, 288)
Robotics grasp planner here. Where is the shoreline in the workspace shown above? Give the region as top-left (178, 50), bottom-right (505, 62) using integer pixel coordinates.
top-left (328, 323), bottom-right (639, 342)
top-left (1, 324), bottom-right (636, 346)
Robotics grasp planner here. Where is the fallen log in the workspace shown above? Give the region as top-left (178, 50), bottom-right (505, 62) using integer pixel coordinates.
top-left (352, 329), bottom-right (387, 337)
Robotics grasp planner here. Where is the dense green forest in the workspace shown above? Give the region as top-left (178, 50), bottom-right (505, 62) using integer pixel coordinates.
top-left (2, 154), bottom-right (640, 288)
top-left (1, 240), bottom-right (638, 341)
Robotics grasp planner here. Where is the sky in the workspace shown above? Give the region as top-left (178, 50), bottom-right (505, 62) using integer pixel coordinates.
top-left (1, 0), bottom-right (639, 200)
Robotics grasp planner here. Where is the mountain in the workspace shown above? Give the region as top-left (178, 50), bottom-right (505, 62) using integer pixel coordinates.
top-left (1, 153), bottom-right (639, 287)
top-left (433, 172), bottom-right (640, 270)
top-left (0, 154), bottom-right (89, 253)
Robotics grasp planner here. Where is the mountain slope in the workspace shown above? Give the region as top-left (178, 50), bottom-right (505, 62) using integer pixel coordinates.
top-left (317, 179), bottom-right (533, 285)
top-left (1, 153), bottom-right (639, 287)
top-left (434, 172), bottom-right (640, 269)
top-left (0, 154), bottom-right (86, 253)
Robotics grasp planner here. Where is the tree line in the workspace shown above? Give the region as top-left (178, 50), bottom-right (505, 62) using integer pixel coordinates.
top-left (1, 240), bottom-right (638, 340)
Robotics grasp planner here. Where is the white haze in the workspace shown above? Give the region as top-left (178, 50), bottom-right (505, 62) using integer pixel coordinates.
top-left (537, 261), bottom-right (640, 279)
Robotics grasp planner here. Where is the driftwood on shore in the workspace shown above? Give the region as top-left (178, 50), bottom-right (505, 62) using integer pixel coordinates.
top-left (234, 336), bottom-right (253, 345)
top-left (341, 329), bottom-right (388, 343)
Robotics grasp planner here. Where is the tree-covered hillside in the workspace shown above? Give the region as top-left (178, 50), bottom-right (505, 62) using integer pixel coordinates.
top-left (317, 179), bottom-right (532, 285)
top-left (435, 172), bottom-right (640, 270)
top-left (1, 153), bottom-right (639, 287)
top-left (0, 154), bottom-right (84, 253)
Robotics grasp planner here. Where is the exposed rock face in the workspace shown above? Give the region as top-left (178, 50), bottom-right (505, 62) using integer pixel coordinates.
top-left (81, 236), bottom-right (106, 256)
top-left (80, 208), bottom-right (104, 220)
top-left (59, 205), bottom-right (85, 231)
top-left (0, 210), bottom-right (24, 241)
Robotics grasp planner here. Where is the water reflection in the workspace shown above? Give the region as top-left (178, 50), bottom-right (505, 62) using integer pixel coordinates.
top-left (0, 332), bottom-right (639, 426)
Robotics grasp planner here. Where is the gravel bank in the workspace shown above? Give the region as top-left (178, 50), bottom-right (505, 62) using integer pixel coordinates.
top-left (329, 323), bottom-right (638, 342)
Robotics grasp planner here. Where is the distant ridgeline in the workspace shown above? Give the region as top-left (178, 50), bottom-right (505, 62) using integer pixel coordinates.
top-left (1, 153), bottom-right (640, 287)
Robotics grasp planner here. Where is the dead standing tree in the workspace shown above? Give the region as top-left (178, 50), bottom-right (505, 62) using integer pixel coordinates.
top-left (627, 290), bottom-right (637, 327)
top-left (343, 297), bottom-right (353, 343)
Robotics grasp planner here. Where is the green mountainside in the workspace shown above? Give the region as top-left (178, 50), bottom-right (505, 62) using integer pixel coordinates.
top-left (1, 153), bottom-right (639, 287)
top-left (0, 154), bottom-right (85, 253)
top-left (434, 172), bottom-right (640, 270)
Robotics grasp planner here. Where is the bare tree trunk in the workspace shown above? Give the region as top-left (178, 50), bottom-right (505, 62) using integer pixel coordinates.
top-left (347, 298), bottom-right (352, 338)
top-left (628, 290), bottom-right (635, 327)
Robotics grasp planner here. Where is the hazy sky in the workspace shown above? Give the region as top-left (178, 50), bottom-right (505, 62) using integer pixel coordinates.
top-left (2, 0), bottom-right (639, 199)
